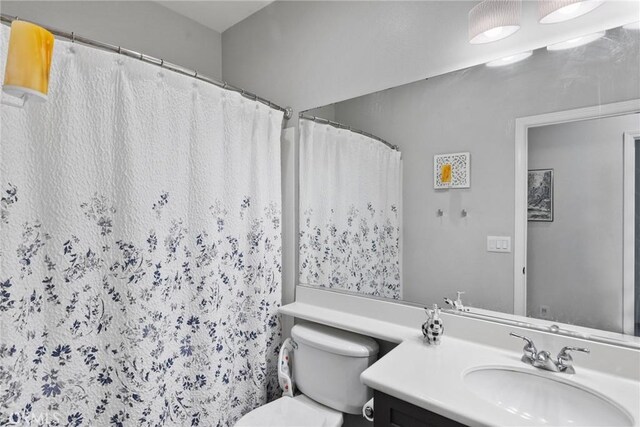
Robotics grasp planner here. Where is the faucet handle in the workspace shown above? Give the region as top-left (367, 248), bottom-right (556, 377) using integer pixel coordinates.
top-left (558, 346), bottom-right (590, 359)
top-left (557, 346), bottom-right (590, 360)
top-left (510, 332), bottom-right (537, 362)
top-left (557, 346), bottom-right (590, 374)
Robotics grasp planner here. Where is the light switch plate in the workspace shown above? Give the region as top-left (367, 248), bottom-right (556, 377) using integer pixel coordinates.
top-left (487, 236), bottom-right (511, 253)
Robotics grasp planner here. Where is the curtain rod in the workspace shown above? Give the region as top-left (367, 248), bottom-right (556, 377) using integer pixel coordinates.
top-left (299, 113), bottom-right (399, 151)
top-left (0, 13), bottom-right (293, 120)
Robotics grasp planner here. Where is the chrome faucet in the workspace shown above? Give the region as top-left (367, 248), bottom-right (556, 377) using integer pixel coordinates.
top-left (444, 291), bottom-right (469, 312)
top-left (510, 332), bottom-right (590, 374)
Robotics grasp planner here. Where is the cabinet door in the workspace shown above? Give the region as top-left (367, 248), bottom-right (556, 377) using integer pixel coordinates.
top-left (373, 390), bottom-right (467, 427)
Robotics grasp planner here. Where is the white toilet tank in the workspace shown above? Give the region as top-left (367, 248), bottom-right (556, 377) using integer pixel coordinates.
top-left (291, 323), bottom-right (379, 414)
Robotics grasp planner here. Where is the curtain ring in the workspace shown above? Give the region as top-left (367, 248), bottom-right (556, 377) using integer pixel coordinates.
top-left (117, 46), bottom-right (122, 54)
top-left (71, 32), bottom-right (75, 43)
top-left (194, 71), bottom-right (198, 78)
top-left (160, 59), bottom-right (164, 67)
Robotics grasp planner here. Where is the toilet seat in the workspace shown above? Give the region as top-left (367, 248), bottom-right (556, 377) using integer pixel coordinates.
top-left (235, 395), bottom-right (343, 427)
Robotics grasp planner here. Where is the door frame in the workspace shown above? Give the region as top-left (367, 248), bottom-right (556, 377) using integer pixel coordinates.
top-left (513, 99), bottom-right (640, 319)
top-left (623, 131), bottom-right (640, 335)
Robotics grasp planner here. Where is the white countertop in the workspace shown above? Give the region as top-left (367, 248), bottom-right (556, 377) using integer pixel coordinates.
top-left (281, 287), bottom-right (640, 426)
top-left (360, 334), bottom-right (640, 427)
top-left (279, 301), bottom-right (415, 344)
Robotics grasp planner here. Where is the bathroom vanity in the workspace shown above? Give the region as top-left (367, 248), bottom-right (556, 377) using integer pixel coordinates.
top-left (288, 18), bottom-right (640, 427)
top-left (373, 391), bottom-right (463, 427)
top-left (281, 286), bottom-right (640, 427)
top-left (361, 335), bottom-right (638, 426)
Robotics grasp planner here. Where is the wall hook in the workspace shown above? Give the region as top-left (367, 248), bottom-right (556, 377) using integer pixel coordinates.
top-left (461, 209), bottom-right (468, 217)
top-left (436, 209), bottom-right (444, 217)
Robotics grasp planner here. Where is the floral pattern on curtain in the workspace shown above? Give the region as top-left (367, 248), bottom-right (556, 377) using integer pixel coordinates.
top-left (298, 119), bottom-right (402, 300)
top-left (0, 25), bottom-right (283, 427)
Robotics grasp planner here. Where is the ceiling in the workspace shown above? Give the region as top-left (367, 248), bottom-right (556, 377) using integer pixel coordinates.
top-left (157, 1), bottom-right (273, 33)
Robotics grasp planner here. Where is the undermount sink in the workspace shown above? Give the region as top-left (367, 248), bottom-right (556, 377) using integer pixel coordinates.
top-left (464, 367), bottom-right (634, 426)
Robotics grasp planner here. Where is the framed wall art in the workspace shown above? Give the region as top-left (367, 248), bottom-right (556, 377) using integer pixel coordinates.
top-left (528, 168), bottom-right (554, 222)
top-left (433, 152), bottom-right (470, 189)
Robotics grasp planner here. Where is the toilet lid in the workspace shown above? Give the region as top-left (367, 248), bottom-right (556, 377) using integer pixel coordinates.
top-left (235, 396), bottom-right (342, 427)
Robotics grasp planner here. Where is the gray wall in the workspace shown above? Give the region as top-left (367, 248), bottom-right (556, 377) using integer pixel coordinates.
top-left (328, 28), bottom-right (640, 313)
top-left (0, 1), bottom-right (222, 78)
top-left (222, 1), bottom-right (637, 113)
top-left (528, 114), bottom-right (640, 333)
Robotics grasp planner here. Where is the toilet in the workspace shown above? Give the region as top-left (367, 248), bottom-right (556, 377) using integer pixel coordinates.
top-left (236, 323), bottom-right (379, 426)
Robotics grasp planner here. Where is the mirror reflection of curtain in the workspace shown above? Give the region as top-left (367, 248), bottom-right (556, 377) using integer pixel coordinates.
top-left (299, 119), bottom-right (402, 299)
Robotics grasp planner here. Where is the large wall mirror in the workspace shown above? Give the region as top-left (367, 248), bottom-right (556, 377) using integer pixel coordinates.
top-left (297, 24), bottom-right (640, 340)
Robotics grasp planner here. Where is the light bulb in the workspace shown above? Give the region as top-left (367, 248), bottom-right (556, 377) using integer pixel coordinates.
top-left (539, 0), bottom-right (603, 24)
top-left (547, 31), bottom-right (605, 51)
top-left (557, 2), bottom-right (581, 16)
top-left (486, 51), bottom-right (533, 67)
top-left (484, 27), bottom-right (505, 38)
top-left (472, 25), bottom-right (520, 44)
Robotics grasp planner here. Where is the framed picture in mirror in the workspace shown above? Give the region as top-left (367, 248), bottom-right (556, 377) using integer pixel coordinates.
top-left (528, 169), bottom-right (554, 222)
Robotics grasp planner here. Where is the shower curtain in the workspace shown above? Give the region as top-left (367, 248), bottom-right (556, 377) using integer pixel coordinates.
top-left (0, 26), bottom-right (282, 426)
top-left (299, 119), bottom-right (402, 299)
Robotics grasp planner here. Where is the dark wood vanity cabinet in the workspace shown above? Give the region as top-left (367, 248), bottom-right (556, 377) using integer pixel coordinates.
top-left (373, 391), bottom-right (467, 427)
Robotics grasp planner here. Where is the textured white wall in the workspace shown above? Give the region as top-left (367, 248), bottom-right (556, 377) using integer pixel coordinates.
top-left (528, 114), bottom-right (640, 333)
top-left (0, 1), bottom-right (223, 78)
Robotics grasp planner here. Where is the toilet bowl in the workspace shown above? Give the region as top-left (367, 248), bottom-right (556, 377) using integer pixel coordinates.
top-left (235, 323), bottom-right (379, 427)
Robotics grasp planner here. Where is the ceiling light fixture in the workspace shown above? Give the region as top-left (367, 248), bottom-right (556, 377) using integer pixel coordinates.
top-left (538, 0), bottom-right (603, 24)
top-left (546, 31), bottom-right (605, 50)
top-left (469, 0), bottom-right (522, 44)
top-left (486, 51), bottom-right (533, 67)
